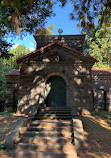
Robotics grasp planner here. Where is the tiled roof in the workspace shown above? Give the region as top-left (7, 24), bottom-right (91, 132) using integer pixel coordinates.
top-left (16, 41), bottom-right (97, 62)
top-left (92, 68), bottom-right (111, 76)
top-left (5, 69), bottom-right (20, 76)
top-left (6, 68), bottom-right (111, 76)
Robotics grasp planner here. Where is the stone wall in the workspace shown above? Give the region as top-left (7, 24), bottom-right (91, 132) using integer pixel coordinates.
top-left (92, 70), bottom-right (111, 111)
top-left (5, 75), bottom-right (19, 112)
top-left (5, 35), bottom-right (98, 115)
top-left (6, 67), bottom-right (111, 114)
top-left (18, 50), bottom-right (93, 113)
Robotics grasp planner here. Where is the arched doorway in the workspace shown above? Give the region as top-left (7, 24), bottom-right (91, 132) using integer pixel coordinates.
top-left (45, 76), bottom-right (66, 107)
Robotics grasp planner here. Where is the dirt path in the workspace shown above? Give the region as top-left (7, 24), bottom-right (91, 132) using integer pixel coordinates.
top-left (0, 113), bottom-right (27, 158)
top-left (78, 115), bottom-right (111, 158)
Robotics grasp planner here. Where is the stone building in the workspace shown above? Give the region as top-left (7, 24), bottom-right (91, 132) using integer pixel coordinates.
top-left (5, 35), bottom-right (111, 114)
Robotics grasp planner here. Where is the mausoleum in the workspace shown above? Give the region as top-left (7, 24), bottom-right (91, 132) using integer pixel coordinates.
top-left (5, 35), bottom-right (111, 114)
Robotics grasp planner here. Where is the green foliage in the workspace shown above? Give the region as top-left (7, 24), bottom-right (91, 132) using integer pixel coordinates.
top-left (82, 7), bottom-right (111, 68)
top-left (0, 58), bottom-right (12, 102)
top-left (0, 143), bottom-right (6, 152)
top-left (35, 24), bottom-right (55, 41)
top-left (95, 111), bottom-right (111, 119)
top-left (0, 45), bottom-right (30, 109)
top-left (8, 45), bottom-right (30, 69)
top-left (0, 0), bottom-right (53, 35)
top-left (0, 112), bottom-right (15, 117)
top-left (0, 0), bottom-right (53, 58)
top-left (70, 0), bottom-right (111, 30)
top-left (35, 24), bottom-right (55, 35)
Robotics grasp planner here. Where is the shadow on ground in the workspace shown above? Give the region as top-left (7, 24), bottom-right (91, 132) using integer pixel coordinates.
top-left (78, 114), bottom-right (111, 158)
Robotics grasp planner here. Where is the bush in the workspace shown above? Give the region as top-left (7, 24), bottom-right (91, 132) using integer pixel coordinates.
top-left (0, 100), bottom-right (5, 112)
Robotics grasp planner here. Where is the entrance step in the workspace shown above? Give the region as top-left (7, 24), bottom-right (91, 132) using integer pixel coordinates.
top-left (15, 143), bottom-right (76, 152)
top-left (34, 116), bottom-right (72, 120)
top-left (23, 131), bottom-right (72, 138)
top-left (38, 111), bottom-right (71, 114)
top-left (9, 150), bottom-right (77, 158)
top-left (39, 108), bottom-right (71, 112)
top-left (35, 113), bottom-right (71, 117)
top-left (20, 136), bottom-right (72, 144)
top-left (27, 126), bottom-right (73, 132)
top-left (9, 107), bottom-right (77, 158)
top-left (42, 107), bottom-right (71, 110)
top-left (30, 120), bottom-right (72, 127)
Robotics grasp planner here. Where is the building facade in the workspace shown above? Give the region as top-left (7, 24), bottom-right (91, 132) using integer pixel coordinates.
top-left (5, 35), bottom-right (111, 114)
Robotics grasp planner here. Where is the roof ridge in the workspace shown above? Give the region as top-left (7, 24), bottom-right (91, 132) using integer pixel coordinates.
top-left (16, 41), bottom-right (97, 62)
top-left (92, 68), bottom-right (111, 71)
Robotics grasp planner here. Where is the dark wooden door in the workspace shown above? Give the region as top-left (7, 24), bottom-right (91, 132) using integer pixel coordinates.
top-left (45, 76), bottom-right (66, 107)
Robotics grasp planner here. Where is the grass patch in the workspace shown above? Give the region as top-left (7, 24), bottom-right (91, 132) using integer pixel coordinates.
top-left (95, 111), bottom-right (111, 119)
top-left (0, 143), bottom-right (6, 152)
top-left (0, 112), bottom-right (15, 117)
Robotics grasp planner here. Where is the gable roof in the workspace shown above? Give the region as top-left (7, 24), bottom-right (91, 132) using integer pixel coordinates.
top-left (5, 69), bottom-right (20, 76)
top-left (16, 41), bottom-right (97, 63)
top-left (92, 68), bottom-right (111, 76)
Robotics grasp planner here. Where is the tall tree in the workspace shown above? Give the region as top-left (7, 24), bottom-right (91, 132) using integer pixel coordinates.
top-left (0, 45), bottom-right (30, 109)
top-left (69, 0), bottom-right (111, 29)
top-left (82, 6), bottom-right (111, 68)
top-left (1, 0), bottom-right (110, 34)
top-left (0, 0), bottom-right (53, 34)
top-left (0, 0), bottom-right (53, 57)
top-left (0, 0), bottom-right (111, 59)
top-left (8, 45), bottom-right (31, 69)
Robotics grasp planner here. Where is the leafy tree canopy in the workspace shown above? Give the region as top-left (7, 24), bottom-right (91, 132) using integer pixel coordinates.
top-left (82, 7), bottom-right (111, 68)
top-left (0, 0), bottom-right (53, 57)
top-left (0, 44), bottom-right (30, 104)
top-left (1, 0), bottom-right (111, 36)
top-left (70, 0), bottom-right (111, 29)
top-left (0, 0), bottom-right (111, 67)
top-left (0, 0), bottom-right (53, 35)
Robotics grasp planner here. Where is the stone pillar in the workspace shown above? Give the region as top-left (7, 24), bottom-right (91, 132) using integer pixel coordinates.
top-left (93, 89), bottom-right (105, 110)
top-left (107, 88), bottom-right (111, 111)
top-left (5, 82), bottom-right (15, 112)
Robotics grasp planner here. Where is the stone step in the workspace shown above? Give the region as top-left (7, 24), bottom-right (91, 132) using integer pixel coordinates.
top-left (31, 119), bottom-right (72, 123)
top-left (35, 114), bottom-right (71, 117)
top-left (41, 107), bottom-right (71, 110)
top-left (23, 131), bottom-right (72, 138)
top-left (39, 109), bottom-right (71, 113)
top-left (20, 136), bottom-right (72, 144)
top-left (27, 126), bottom-right (73, 132)
top-left (34, 116), bottom-right (72, 120)
top-left (9, 150), bottom-right (77, 158)
top-left (30, 120), bottom-right (72, 127)
top-left (15, 143), bottom-right (76, 153)
top-left (38, 111), bottom-right (71, 114)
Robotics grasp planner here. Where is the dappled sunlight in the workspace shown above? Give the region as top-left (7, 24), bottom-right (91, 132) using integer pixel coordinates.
top-left (84, 115), bottom-right (111, 130)
top-left (12, 107), bottom-right (77, 158)
top-left (0, 113), bottom-right (24, 144)
top-left (79, 114), bottom-right (111, 158)
top-left (14, 42), bottom-right (95, 114)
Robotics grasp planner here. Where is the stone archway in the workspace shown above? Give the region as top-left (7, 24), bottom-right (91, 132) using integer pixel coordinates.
top-left (45, 76), bottom-right (66, 107)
